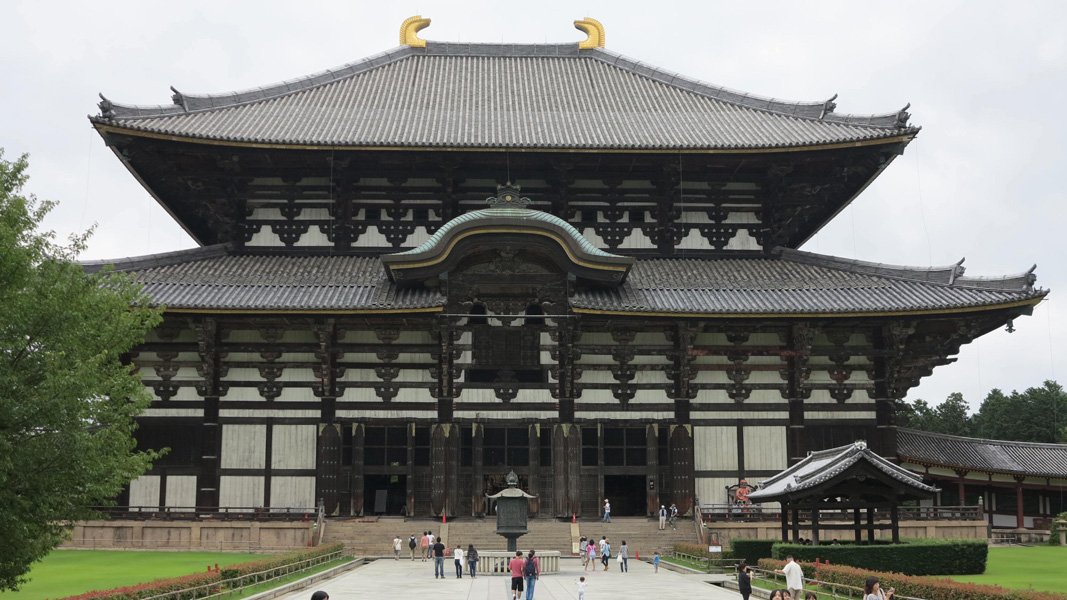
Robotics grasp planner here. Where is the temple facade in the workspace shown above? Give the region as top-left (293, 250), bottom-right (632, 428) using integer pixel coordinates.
top-left (87, 17), bottom-right (1046, 519)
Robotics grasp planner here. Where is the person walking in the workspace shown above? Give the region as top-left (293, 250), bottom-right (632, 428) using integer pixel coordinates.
top-left (864, 576), bottom-right (895, 600)
top-left (600, 538), bottom-right (611, 571)
top-left (602, 498), bottom-right (612, 522)
top-left (408, 533), bottom-right (418, 560)
top-left (669, 503), bottom-right (678, 529)
top-left (427, 531), bottom-right (436, 559)
top-left (523, 550), bottom-right (541, 600)
top-left (653, 551), bottom-right (661, 573)
top-left (738, 562), bottom-right (753, 600)
top-left (467, 544), bottom-right (479, 578)
top-left (618, 540), bottom-right (628, 572)
top-left (775, 555), bottom-right (804, 600)
top-left (393, 535), bottom-right (402, 560)
top-left (579, 535), bottom-right (588, 568)
top-left (508, 551), bottom-right (525, 600)
top-left (658, 505), bottom-right (667, 530)
top-left (576, 576), bottom-right (587, 600)
top-left (584, 541), bottom-right (595, 572)
top-left (453, 544), bottom-right (464, 578)
top-left (420, 531), bottom-right (429, 562)
top-left (432, 538), bottom-right (446, 578)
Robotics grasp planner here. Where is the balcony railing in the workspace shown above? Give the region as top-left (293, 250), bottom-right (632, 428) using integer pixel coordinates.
top-left (90, 505), bottom-right (318, 521)
top-left (699, 504), bottom-right (983, 523)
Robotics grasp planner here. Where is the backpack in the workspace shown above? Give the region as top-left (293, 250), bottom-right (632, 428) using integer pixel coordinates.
top-left (408, 536), bottom-right (417, 549)
top-left (523, 558), bottom-right (537, 577)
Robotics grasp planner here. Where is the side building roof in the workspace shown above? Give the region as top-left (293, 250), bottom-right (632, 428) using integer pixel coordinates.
top-left (82, 246), bottom-right (1043, 316)
top-left (92, 41), bottom-right (917, 151)
top-left (896, 428), bottom-right (1067, 479)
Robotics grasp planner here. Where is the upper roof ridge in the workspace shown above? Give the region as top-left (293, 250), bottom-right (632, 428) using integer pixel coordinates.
top-left (776, 247), bottom-right (1038, 293)
top-left (95, 40), bottom-right (915, 130)
top-left (898, 427), bottom-right (1067, 450)
top-left (80, 243), bottom-right (231, 273)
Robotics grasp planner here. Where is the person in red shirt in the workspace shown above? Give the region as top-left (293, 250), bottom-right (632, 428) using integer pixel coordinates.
top-left (508, 551), bottom-right (526, 599)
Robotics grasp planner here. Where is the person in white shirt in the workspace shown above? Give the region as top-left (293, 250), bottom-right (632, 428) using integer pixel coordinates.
top-left (392, 535), bottom-right (402, 560)
top-left (453, 545), bottom-right (464, 578)
top-left (775, 555), bottom-right (804, 600)
top-left (576, 576), bottom-right (587, 600)
top-left (658, 505), bottom-right (667, 530)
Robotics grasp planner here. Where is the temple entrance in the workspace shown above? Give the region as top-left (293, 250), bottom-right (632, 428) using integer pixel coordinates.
top-left (364, 475), bottom-right (407, 516)
top-left (604, 475), bottom-right (647, 516)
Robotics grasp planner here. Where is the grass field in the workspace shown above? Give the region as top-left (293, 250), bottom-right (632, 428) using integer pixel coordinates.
top-left (950, 546), bottom-right (1067, 593)
top-left (0, 550), bottom-right (265, 600)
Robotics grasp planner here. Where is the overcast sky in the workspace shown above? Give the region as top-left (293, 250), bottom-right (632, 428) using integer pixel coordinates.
top-left (2, 1), bottom-right (1064, 412)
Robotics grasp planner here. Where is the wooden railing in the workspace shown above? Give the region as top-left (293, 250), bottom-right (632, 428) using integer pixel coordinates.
top-left (92, 506), bottom-right (318, 521)
top-left (699, 504), bottom-right (982, 523)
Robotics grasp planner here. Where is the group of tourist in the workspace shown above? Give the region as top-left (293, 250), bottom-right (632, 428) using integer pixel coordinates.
top-left (577, 535), bottom-right (642, 573)
top-left (735, 555), bottom-right (895, 600)
top-left (393, 532), bottom-right (482, 578)
top-left (657, 503), bottom-right (679, 530)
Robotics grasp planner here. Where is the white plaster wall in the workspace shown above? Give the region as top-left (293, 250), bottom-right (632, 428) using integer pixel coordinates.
top-left (129, 475), bottom-right (160, 508)
top-left (270, 476), bottom-right (316, 510)
top-left (743, 426), bottom-right (788, 471)
top-left (165, 475), bottom-right (197, 510)
top-left (221, 424), bottom-right (266, 469)
top-left (219, 476), bottom-right (265, 510)
top-left (271, 425), bottom-right (317, 470)
top-left (695, 426), bottom-right (738, 471)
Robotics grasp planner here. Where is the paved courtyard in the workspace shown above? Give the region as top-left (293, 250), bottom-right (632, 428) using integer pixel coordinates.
top-left (277, 558), bottom-right (740, 600)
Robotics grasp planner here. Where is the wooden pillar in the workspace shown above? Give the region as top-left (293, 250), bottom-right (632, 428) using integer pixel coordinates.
top-left (471, 423), bottom-right (484, 516)
top-left (955, 469), bottom-right (968, 505)
top-left (351, 423), bottom-right (365, 516)
top-left (853, 508), bottom-right (862, 543)
top-left (316, 423), bottom-right (341, 515)
top-left (1014, 476), bottom-right (1026, 529)
top-left (890, 504), bottom-right (900, 543)
top-left (646, 424), bottom-right (659, 516)
top-left (791, 508), bottom-right (800, 542)
top-left (780, 505), bottom-right (790, 541)
top-left (529, 424), bottom-right (541, 516)
top-left (406, 423), bottom-right (416, 517)
top-left (193, 318), bottom-right (222, 510)
top-left (866, 507), bottom-right (875, 543)
top-left (431, 423), bottom-right (460, 517)
top-left (811, 507), bottom-right (820, 545)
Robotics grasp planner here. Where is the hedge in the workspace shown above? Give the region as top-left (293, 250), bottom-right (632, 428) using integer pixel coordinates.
top-left (62, 543), bottom-right (346, 600)
top-left (770, 539), bottom-right (987, 576)
top-left (731, 539), bottom-right (776, 564)
top-left (757, 559), bottom-right (1067, 600)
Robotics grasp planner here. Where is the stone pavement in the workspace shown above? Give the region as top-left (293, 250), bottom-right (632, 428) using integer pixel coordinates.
top-left (275, 557), bottom-right (740, 600)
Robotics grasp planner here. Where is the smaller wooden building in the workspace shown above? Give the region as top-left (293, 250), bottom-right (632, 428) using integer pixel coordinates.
top-left (896, 429), bottom-right (1067, 530)
top-left (749, 440), bottom-right (938, 543)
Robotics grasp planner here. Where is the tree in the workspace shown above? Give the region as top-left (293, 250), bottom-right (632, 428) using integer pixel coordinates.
top-left (0, 150), bottom-right (162, 590)
top-left (898, 392), bottom-right (973, 436)
top-left (973, 381), bottom-right (1067, 443)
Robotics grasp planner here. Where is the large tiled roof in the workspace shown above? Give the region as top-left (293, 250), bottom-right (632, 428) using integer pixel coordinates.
top-left (81, 246), bottom-right (1043, 315)
top-left (897, 428), bottom-right (1067, 479)
top-left (82, 246), bottom-right (443, 311)
top-left (748, 440), bottom-right (939, 501)
top-left (571, 248), bottom-right (1044, 315)
top-left (93, 42), bottom-right (917, 151)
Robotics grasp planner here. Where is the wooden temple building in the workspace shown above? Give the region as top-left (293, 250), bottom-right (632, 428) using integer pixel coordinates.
top-left (86, 17), bottom-right (1047, 519)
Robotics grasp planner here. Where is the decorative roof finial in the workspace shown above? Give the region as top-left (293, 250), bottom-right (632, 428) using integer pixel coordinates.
top-left (487, 183), bottom-right (531, 208)
top-left (400, 15), bottom-right (431, 48)
top-left (574, 17), bottom-right (605, 49)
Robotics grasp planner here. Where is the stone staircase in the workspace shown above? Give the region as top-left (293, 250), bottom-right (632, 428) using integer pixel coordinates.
top-left (446, 518), bottom-right (575, 554)
top-left (576, 516), bottom-right (699, 561)
top-left (322, 515), bottom-right (699, 559)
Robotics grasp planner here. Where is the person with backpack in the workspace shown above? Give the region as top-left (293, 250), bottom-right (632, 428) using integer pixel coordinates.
top-left (408, 534), bottom-right (418, 560)
top-left (523, 550), bottom-right (541, 600)
top-left (467, 543), bottom-right (479, 578)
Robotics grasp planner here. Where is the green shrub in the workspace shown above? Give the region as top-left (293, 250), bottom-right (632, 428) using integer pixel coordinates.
top-left (731, 539), bottom-right (776, 564)
top-left (756, 559), bottom-right (1066, 600)
top-left (1048, 512), bottom-right (1067, 546)
top-left (672, 543), bottom-right (734, 560)
top-left (770, 539), bottom-right (986, 576)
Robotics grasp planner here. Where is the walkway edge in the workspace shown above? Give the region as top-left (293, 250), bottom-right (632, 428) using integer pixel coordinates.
top-left (245, 557), bottom-right (366, 600)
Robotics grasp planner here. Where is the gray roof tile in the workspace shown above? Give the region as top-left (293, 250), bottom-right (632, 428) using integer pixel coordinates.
top-left (83, 245), bottom-right (1042, 315)
top-left (95, 43), bottom-right (916, 150)
top-left (896, 428), bottom-right (1067, 478)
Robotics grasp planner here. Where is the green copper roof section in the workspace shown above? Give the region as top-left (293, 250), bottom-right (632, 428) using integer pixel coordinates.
top-left (395, 207), bottom-right (621, 258)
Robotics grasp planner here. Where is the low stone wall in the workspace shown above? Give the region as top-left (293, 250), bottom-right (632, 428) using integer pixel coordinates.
top-left (705, 519), bottom-right (988, 545)
top-left (476, 551), bottom-right (561, 575)
top-left (63, 520), bottom-right (314, 552)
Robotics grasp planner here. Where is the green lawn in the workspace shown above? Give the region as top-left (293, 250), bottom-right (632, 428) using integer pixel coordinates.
top-left (948, 546), bottom-right (1067, 594)
top-left (0, 550), bottom-right (265, 600)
